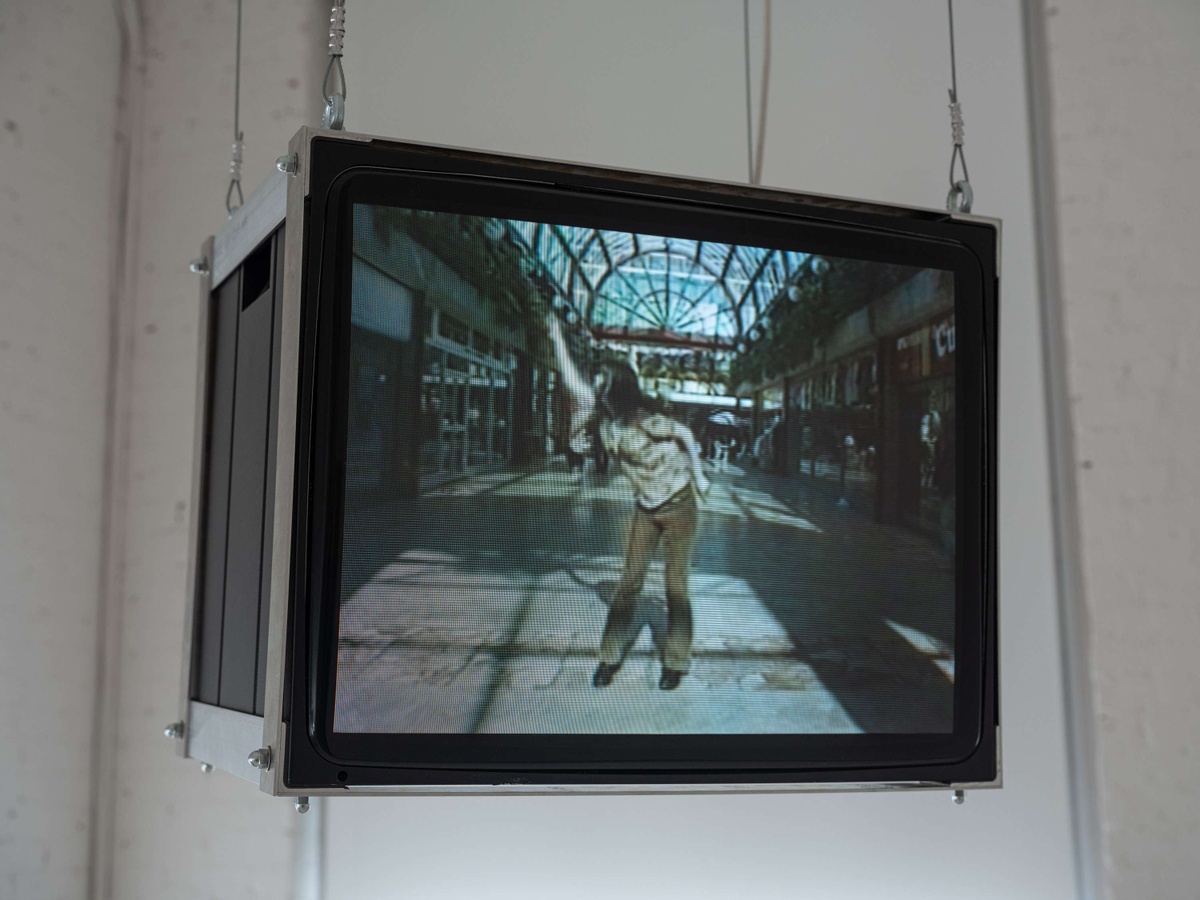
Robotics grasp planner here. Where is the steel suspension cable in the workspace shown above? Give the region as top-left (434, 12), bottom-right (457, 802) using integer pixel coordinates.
top-left (945, 0), bottom-right (973, 212)
top-left (225, 0), bottom-right (245, 216)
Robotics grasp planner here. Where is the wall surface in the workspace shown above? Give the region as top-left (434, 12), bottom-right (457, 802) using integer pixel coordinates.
top-left (0, 3), bottom-right (122, 897)
top-left (22, 1), bottom-right (1177, 897)
top-left (102, 1), bottom-right (326, 897)
top-left (329, 2), bottom-right (1079, 899)
top-left (1044, 3), bottom-right (1200, 898)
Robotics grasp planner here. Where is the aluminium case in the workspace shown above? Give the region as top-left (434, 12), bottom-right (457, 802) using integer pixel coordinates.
top-left (178, 126), bottom-right (1001, 798)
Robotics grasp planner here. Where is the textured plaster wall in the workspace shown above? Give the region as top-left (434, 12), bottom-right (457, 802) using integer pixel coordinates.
top-left (23, 1), bottom-right (1199, 896)
top-left (0, 3), bottom-right (121, 897)
top-left (105, 1), bottom-right (324, 897)
top-left (1044, 3), bottom-right (1200, 898)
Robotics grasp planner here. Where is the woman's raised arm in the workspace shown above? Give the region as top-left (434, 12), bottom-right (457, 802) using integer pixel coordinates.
top-left (545, 314), bottom-right (595, 447)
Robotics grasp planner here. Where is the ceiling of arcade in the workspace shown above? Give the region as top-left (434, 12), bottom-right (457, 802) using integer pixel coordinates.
top-left (506, 220), bottom-right (814, 345)
top-left (369, 206), bottom-right (924, 387)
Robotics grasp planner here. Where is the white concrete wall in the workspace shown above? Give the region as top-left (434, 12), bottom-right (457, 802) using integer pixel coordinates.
top-left (0, 3), bottom-right (122, 897)
top-left (1044, 3), bottom-right (1200, 898)
top-left (329, 3), bottom-right (1079, 899)
top-left (25, 1), bottom-right (1200, 897)
top-left (102, 1), bottom-right (326, 897)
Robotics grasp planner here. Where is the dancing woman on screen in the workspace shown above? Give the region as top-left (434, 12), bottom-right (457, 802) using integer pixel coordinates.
top-left (547, 315), bottom-right (710, 691)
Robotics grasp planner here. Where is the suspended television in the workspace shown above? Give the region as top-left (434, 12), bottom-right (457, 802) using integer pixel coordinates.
top-left (173, 127), bottom-right (999, 799)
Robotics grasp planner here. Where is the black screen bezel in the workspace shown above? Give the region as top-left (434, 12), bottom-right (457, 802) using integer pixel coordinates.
top-left (284, 135), bottom-right (998, 788)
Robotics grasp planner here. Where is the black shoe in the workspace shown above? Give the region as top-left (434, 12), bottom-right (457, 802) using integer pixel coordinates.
top-left (659, 668), bottom-right (684, 691)
top-left (593, 662), bottom-right (620, 688)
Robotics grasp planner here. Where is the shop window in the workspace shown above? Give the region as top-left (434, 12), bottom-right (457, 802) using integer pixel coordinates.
top-left (440, 314), bottom-right (470, 347)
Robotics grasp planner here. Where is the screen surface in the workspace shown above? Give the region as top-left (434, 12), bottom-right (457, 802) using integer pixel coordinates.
top-left (332, 202), bottom-right (959, 739)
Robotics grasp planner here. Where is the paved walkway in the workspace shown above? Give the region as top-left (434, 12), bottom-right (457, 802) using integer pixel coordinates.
top-left (335, 462), bottom-right (955, 735)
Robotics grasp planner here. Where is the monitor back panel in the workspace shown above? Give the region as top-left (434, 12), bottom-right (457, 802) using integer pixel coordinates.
top-left (191, 227), bottom-right (286, 717)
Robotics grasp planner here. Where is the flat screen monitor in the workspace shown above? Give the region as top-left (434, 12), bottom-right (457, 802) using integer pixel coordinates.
top-left (209, 131), bottom-right (997, 792)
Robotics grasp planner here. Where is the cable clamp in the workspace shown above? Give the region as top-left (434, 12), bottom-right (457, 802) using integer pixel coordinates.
top-left (229, 136), bottom-right (244, 180)
top-left (329, 4), bottom-right (346, 56)
top-left (948, 94), bottom-right (965, 147)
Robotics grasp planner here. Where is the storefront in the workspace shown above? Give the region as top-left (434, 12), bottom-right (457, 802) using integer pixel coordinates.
top-left (737, 307), bottom-right (954, 548)
top-left (419, 312), bottom-right (517, 487)
top-left (752, 382), bottom-right (785, 471)
top-left (346, 329), bottom-right (403, 495)
top-left (344, 257), bottom-right (424, 500)
top-left (786, 349), bottom-right (880, 512)
top-left (887, 312), bottom-right (955, 546)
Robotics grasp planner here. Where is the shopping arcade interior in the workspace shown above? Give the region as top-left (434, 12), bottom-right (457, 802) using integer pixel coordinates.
top-left (336, 207), bottom-right (962, 733)
top-left (349, 207), bottom-right (957, 541)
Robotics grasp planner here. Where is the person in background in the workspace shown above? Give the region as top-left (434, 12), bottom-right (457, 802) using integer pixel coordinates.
top-left (547, 314), bottom-right (710, 690)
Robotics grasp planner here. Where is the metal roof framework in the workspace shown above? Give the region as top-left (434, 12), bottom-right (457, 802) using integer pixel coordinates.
top-left (506, 220), bottom-right (812, 342)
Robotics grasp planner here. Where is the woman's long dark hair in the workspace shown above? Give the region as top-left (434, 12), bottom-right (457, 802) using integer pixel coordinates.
top-left (598, 362), bottom-right (652, 423)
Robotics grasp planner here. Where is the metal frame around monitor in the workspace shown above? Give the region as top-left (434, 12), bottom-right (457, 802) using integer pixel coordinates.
top-left (177, 126), bottom-right (1002, 800)
top-left (175, 168), bottom-right (289, 782)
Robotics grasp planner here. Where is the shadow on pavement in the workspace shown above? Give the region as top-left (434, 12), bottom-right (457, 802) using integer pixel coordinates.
top-left (338, 462), bottom-right (955, 734)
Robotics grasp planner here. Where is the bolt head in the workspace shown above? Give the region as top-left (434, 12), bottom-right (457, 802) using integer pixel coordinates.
top-left (163, 721), bottom-right (185, 740)
top-left (188, 258), bottom-right (210, 275)
top-left (295, 798), bottom-right (311, 814)
top-left (275, 154), bottom-right (298, 175)
top-left (248, 747), bottom-right (272, 770)
top-left (200, 762), bottom-right (214, 774)
top-left (952, 790), bottom-right (966, 805)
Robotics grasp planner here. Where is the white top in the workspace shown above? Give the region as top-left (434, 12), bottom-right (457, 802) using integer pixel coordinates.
top-left (595, 413), bottom-right (696, 511)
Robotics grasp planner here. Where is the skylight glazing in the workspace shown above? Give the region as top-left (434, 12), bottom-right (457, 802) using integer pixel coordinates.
top-left (505, 220), bottom-right (810, 341)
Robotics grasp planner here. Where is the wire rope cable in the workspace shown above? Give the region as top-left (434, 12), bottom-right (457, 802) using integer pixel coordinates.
top-left (225, 0), bottom-right (245, 216)
top-left (742, 0), bottom-right (773, 186)
top-left (945, 0), bottom-right (973, 212)
top-left (742, 0), bottom-right (755, 184)
top-left (322, 0), bottom-right (348, 129)
top-left (753, 0), bottom-right (772, 185)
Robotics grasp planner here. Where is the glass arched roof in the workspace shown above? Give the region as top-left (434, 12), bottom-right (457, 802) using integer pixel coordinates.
top-left (505, 221), bottom-right (811, 342)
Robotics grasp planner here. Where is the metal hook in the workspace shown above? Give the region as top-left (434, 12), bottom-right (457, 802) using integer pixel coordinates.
top-left (323, 91), bottom-right (345, 130)
top-left (947, 180), bottom-right (973, 214)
